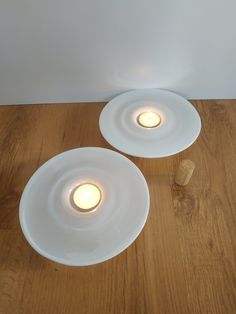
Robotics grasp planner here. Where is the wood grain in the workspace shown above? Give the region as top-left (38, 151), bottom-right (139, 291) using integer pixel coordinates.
top-left (0, 101), bottom-right (236, 314)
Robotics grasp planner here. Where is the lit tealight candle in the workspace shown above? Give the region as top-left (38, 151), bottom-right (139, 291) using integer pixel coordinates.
top-left (137, 111), bottom-right (161, 128)
top-left (72, 183), bottom-right (101, 212)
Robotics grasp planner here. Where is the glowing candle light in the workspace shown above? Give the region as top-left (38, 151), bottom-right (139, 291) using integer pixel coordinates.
top-left (137, 112), bottom-right (161, 128)
top-left (72, 183), bottom-right (101, 212)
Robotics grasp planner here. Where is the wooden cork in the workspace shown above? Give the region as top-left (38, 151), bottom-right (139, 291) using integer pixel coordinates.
top-left (175, 160), bottom-right (195, 186)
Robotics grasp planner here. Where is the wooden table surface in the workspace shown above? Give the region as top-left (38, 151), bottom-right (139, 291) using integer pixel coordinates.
top-left (0, 100), bottom-right (236, 314)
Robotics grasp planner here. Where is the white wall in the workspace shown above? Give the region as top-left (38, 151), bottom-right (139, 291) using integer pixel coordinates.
top-left (0, 0), bottom-right (236, 104)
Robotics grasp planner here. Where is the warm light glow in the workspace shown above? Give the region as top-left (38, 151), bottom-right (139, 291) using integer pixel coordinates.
top-left (137, 112), bottom-right (161, 128)
top-left (72, 183), bottom-right (101, 212)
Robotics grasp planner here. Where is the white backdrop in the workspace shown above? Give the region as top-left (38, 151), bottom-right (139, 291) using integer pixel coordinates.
top-left (0, 0), bottom-right (236, 104)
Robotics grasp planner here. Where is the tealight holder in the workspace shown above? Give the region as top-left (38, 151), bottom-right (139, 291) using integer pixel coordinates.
top-left (99, 89), bottom-right (201, 158)
top-left (19, 147), bottom-right (149, 266)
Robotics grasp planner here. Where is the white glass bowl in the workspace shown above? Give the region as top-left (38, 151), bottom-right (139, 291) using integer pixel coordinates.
top-left (99, 89), bottom-right (201, 158)
top-left (19, 147), bottom-right (150, 266)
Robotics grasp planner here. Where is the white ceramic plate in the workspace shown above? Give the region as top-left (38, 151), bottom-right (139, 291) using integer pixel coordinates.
top-left (19, 148), bottom-right (149, 266)
top-left (99, 89), bottom-right (201, 158)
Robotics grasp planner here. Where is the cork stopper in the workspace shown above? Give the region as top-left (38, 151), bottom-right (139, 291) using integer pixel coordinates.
top-left (175, 160), bottom-right (195, 186)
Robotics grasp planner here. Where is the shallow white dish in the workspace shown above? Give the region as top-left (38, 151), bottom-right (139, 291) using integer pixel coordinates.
top-left (99, 89), bottom-right (201, 158)
top-left (19, 147), bottom-right (149, 266)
